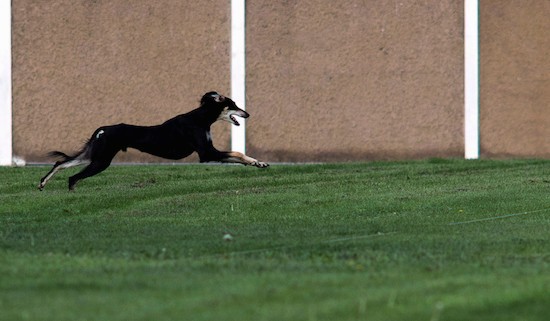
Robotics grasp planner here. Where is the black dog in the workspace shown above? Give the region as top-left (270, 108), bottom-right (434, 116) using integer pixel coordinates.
top-left (39, 91), bottom-right (268, 191)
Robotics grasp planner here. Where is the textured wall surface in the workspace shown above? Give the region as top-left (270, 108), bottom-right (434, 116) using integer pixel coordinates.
top-left (12, 0), bottom-right (231, 162)
top-left (480, 0), bottom-right (550, 158)
top-left (245, 0), bottom-right (464, 161)
top-left (12, 1), bottom-right (548, 163)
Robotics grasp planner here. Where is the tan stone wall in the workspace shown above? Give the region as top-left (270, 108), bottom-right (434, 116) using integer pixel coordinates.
top-left (245, 0), bottom-right (464, 161)
top-left (12, 0), bottom-right (231, 162)
top-left (479, 0), bottom-right (550, 158)
top-left (11, 1), bottom-right (549, 163)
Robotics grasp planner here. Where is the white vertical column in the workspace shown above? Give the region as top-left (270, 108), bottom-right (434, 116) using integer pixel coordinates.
top-left (464, 0), bottom-right (479, 159)
top-left (231, 0), bottom-right (246, 154)
top-left (0, 0), bottom-right (13, 165)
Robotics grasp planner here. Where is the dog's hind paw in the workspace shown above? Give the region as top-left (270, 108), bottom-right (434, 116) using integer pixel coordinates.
top-left (252, 161), bottom-right (269, 168)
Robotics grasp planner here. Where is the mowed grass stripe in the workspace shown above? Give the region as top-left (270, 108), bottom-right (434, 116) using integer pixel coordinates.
top-left (1, 159), bottom-right (549, 321)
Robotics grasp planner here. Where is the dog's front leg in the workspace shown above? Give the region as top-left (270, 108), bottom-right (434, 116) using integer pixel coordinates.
top-left (222, 151), bottom-right (269, 168)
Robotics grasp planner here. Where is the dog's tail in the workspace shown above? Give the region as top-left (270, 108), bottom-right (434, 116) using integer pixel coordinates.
top-left (47, 151), bottom-right (75, 161)
top-left (47, 138), bottom-right (93, 162)
top-left (46, 127), bottom-right (107, 162)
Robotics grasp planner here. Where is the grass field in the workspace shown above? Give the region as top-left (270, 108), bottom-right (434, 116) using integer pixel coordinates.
top-left (1, 159), bottom-right (549, 321)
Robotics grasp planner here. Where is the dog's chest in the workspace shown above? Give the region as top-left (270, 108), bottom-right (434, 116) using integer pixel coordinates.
top-left (206, 131), bottom-right (213, 142)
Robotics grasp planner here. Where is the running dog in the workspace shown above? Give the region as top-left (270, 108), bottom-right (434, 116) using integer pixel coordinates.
top-left (38, 91), bottom-right (268, 191)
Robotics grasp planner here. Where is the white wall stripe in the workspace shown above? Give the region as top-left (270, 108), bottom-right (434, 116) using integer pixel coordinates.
top-left (464, 0), bottom-right (480, 159)
top-left (0, 0), bottom-right (13, 166)
top-left (231, 0), bottom-right (246, 154)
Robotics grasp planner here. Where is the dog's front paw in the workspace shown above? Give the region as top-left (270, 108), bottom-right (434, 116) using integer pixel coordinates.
top-left (252, 161), bottom-right (269, 168)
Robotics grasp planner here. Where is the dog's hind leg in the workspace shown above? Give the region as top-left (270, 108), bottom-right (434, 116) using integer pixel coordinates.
top-left (38, 157), bottom-right (90, 190)
top-left (67, 159), bottom-right (113, 191)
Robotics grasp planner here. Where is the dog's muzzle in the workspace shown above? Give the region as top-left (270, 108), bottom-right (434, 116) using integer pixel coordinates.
top-left (219, 109), bottom-right (249, 126)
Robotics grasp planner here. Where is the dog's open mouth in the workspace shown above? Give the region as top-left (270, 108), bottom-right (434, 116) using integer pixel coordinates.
top-left (219, 109), bottom-right (248, 126)
top-left (230, 115), bottom-right (240, 126)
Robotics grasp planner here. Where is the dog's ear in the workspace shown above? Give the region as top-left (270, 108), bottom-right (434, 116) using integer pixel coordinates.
top-left (212, 93), bottom-right (225, 103)
top-left (201, 91), bottom-right (226, 105)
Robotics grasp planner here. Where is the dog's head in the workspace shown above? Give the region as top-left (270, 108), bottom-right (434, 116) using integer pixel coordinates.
top-left (201, 91), bottom-right (249, 126)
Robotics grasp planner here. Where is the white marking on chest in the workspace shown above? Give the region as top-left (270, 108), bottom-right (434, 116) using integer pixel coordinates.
top-left (96, 130), bottom-right (105, 139)
top-left (206, 131), bottom-right (212, 142)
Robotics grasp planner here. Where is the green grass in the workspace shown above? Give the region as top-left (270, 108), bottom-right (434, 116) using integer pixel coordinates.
top-left (1, 160), bottom-right (549, 321)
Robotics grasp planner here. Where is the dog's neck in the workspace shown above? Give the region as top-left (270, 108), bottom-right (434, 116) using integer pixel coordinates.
top-left (181, 103), bottom-right (224, 128)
